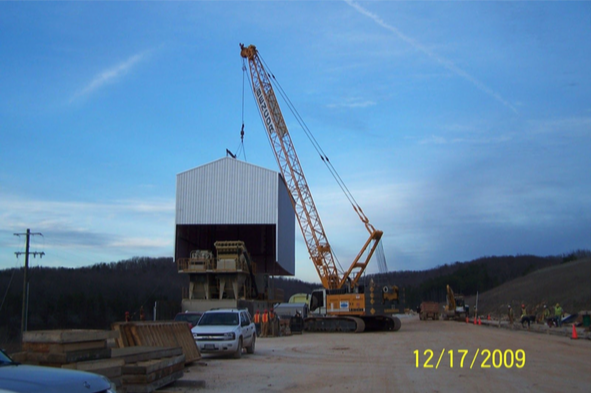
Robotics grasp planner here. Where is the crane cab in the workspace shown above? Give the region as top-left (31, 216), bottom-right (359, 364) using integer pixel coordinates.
top-left (306, 281), bottom-right (402, 332)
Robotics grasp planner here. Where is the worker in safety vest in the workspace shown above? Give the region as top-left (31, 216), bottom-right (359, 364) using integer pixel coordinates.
top-left (253, 310), bottom-right (261, 336)
top-left (554, 303), bottom-right (563, 327)
top-left (261, 309), bottom-right (269, 337)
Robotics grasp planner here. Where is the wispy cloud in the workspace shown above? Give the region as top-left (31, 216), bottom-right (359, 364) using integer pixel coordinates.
top-left (528, 116), bottom-right (591, 137)
top-left (327, 98), bottom-right (376, 109)
top-left (343, 0), bottom-right (518, 114)
top-left (0, 193), bottom-right (174, 268)
top-left (70, 50), bottom-right (149, 102)
top-left (418, 134), bottom-right (512, 145)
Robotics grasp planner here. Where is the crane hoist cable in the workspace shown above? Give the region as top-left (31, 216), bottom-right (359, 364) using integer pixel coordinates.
top-left (235, 63), bottom-right (248, 161)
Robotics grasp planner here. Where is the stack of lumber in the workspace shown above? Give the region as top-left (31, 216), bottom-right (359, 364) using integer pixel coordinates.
top-left (111, 321), bottom-right (200, 364)
top-left (63, 358), bottom-right (125, 391)
top-left (16, 329), bottom-right (118, 367)
top-left (12, 324), bottom-right (198, 393)
top-left (112, 346), bottom-right (186, 393)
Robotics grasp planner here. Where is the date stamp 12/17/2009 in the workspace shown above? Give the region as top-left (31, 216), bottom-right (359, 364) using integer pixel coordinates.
top-left (414, 349), bottom-right (526, 369)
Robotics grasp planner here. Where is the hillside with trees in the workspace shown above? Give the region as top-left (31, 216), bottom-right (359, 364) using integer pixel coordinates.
top-left (0, 257), bottom-right (186, 348)
top-left (1, 251), bottom-right (588, 349)
top-left (375, 252), bottom-right (589, 308)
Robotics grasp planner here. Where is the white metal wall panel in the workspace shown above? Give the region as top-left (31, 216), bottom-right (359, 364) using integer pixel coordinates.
top-left (176, 158), bottom-right (278, 225)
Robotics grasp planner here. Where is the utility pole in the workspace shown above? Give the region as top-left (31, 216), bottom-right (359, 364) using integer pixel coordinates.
top-left (14, 229), bottom-right (44, 335)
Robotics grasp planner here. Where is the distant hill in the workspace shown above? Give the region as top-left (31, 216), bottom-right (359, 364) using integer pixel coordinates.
top-left (0, 257), bottom-right (186, 347)
top-left (1, 251), bottom-right (588, 348)
top-left (464, 258), bottom-right (591, 317)
top-left (369, 251), bottom-right (590, 309)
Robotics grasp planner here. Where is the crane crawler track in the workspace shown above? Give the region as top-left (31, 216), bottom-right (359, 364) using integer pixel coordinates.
top-left (304, 315), bottom-right (401, 333)
top-left (304, 316), bottom-right (365, 333)
top-left (360, 315), bottom-right (401, 332)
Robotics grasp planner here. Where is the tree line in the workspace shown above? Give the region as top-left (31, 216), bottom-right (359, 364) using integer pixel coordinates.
top-left (1, 250), bottom-right (588, 348)
top-left (0, 257), bottom-right (187, 348)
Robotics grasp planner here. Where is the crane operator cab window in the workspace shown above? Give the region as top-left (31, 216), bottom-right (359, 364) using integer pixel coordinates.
top-left (310, 290), bottom-right (325, 312)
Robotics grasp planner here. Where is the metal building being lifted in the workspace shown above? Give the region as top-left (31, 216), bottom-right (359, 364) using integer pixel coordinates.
top-left (175, 157), bottom-right (295, 313)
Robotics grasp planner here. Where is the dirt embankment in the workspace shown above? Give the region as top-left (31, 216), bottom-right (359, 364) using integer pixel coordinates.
top-left (465, 258), bottom-right (591, 317)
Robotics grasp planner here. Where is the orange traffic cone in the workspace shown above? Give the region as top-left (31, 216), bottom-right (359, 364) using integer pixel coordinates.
top-left (478, 317), bottom-right (482, 325)
top-left (466, 317), bottom-right (469, 323)
top-left (571, 324), bottom-right (578, 340)
top-left (487, 314), bottom-right (491, 321)
top-left (474, 317), bottom-right (477, 325)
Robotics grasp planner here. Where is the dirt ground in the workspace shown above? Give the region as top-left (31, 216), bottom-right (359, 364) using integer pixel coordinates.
top-left (168, 315), bottom-right (590, 392)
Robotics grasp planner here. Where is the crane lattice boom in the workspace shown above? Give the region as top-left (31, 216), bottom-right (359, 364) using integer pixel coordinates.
top-left (241, 44), bottom-right (383, 290)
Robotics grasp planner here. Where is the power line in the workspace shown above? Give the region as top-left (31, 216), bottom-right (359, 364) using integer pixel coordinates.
top-left (14, 229), bottom-right (44, 335)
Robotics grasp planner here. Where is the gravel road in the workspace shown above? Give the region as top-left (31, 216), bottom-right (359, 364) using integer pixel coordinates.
top-left (171, 315), bottom-right (591, 392)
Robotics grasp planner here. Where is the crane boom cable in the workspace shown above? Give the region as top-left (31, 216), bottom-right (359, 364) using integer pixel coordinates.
top-left (258, 57), bottom-right (350, 275)
top-left (265, 63), bottom-right (385, 278)
top-left (271, 76), bottom-right (355, 208)
top-left (375, 239), bottom-right (388, 274)
top-left (260, 56), bottom-right (367, 223)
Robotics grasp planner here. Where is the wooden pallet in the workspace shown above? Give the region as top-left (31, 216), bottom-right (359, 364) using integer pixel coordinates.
top-left (111, 321), bottom-right (200, 364)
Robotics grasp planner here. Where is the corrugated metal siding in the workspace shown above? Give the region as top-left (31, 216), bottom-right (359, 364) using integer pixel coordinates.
top-left (176, 157), bottom-right (278, 225)
top-left (277, 174), bottom-right (295, 275)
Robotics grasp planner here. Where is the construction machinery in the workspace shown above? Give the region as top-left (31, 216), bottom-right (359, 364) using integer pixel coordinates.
top-left (177, 240), bottom-right (283, 315)
top-left (240, 44), bottom-right (401, 332)
top-left (442, 285), bottom-right (469, 321)
top-left (419, 301), bottom-right (440, 321)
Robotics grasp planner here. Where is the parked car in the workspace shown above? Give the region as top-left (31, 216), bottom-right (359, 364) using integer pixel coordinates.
top-left (0, 349), bottom-right (115, 393)
top-left (174, 311), bottom-right (203, 329)
top-left (191, 308), bottom-right (256, 358)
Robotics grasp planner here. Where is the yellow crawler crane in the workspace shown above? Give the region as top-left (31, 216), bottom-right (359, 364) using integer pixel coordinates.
top-left (240, 44), bottom-right (401, 332)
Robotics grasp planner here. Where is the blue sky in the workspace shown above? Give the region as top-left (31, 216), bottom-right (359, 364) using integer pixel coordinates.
top-left (1, 1), bottom-right (590, 284)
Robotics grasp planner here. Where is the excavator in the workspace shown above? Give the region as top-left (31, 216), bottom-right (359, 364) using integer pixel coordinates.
top-left (240, 44), bottom-right (401, 332)
top-left (443, 285), bottom-right (469, 321)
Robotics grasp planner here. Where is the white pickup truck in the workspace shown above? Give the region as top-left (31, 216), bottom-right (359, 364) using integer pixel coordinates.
top-left (191, 309), bottom-right (256, 358)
